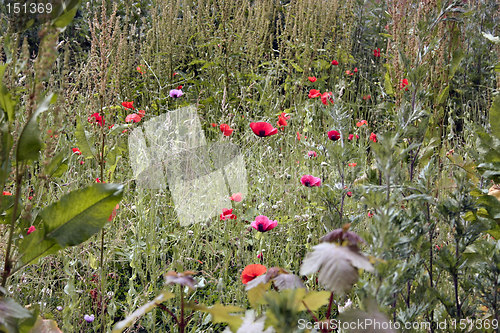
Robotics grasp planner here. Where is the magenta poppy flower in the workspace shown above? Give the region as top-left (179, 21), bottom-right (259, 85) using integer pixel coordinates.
top-left (307, 151), bottom-right (317, 158)
top-left (251, 215), bottom-right (278, 232)
top-left (229, 192), bottom-right (243, 202)
top-left (27, 225), bottom-right (36, 235)
top-left (347, 134), bottom-right (359, 141)
top-left (250, 122), bottom-right (278, 137)
top-left (300, 175), bottom-right (322, 187)
top-left (327, 130), bottom-right (340, 141)
top-left (125, 113), bottom-right (141, 123)
top-left (169, 89), bottom-right (184, 98)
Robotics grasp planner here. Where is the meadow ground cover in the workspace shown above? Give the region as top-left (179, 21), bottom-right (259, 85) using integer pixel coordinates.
top-left (0, 0), bottom-right (499, 332)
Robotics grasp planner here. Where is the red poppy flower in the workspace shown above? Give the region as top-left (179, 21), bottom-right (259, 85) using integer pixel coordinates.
top-left (307, 151), bottom-right (317, 158)
top-left (277, 112), bottom-right (290, 128)
top-left (211, 123), bottom-right (218, 127)
top-left (220, 123), bottom-right (234, 136)
top-left (327, 130), bottom-right (340, 141)
top-left (356, 120), bottom-right (368, 127)
top-left (138, 110), bottom-right (146, 118)
top-left (241, 264), bottom-right (267, 284)
top-left (354, 67), bottom-right (358, 73)
top-left (250, 122), bottom-right (278, 137)
top-left (136, 65), bottom-right (144, 74)
top-left (345, 70), bottom-right (353, 76)
top-left (96, 178), bottom-right (101, 183)
top-left (346, 191), bottom-right (353, 197)
top-left (88, 113), bottom-right (105, 127)
top-left (220, 208), bottom-right (237, 220)
top-left (362, 95), bottom-right (371, 100)
top-left (308, 89), bottom-right (321, 99)
top-left (373, 48), bottom-right (381, 57)
top-left (72, 147), bottom-right (82, 155)
top-left (173, 72), bottom-right (178, 76)
top-left (348, 134), bottom-right (359, 141)
top-left (108, 204), bottom-right (119, 222)
top-left (122, 101), bottom-right (134, 110)
top-left (177, 85), bottom-right (183, 90)
top-left (300, 175), bottom-right (322, 187)
top-left (321, 92), bottom-right (334, 105)
top-left (400, 79), bottom-right (409, 91)
top-left (308, 76), bottom-right (317, 82)
top-left (368, 211), bottom-right (374, 218)
top-left (27, 225), bottom-right (36, 235)
top-left (229, 192), bottom-right (243, 202)
top-left (348, 162), bottom-right (357, 167)
top-left (331, 60), bottom-right (339, 66)
top-left (2, 191), bottom-right (12, 196)
top-left (80, 161), bottom-right (85, 165)
top-left (257, 252), bottom-right (263, 260)
top-left (369, 132), bottom-right (377, 143)
top-left (125, 114), bottom-right (142, 123)
top-left (251, 215), bottom-right (278, 232)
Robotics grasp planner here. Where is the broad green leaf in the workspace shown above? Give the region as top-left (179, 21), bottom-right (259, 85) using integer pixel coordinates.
top-left (112, 291), bottom-right (174, 333)
top-left (0, 65), bottom-right (15, 123)
top-left (75, 118), bottom-right (94, 157)
top-left (52, 0), bottom-right (81, 29)
top-left (297, 291), bottom-right (331, 312)
top-left (17, 93), bottom-right (56, 162)
top-left (247, 282), bottom-right (270, 308)
top-left (189, 303), bottom-right (244, 332)
top-left (0, 297), bottom-right (32, 333)
top-left (449, 49), bottom-right (464, 79)
top-left (384, 71), bottom-right (394, 97)
top-left (44, 151), bottom-right (68, 178)
top-left (489, 95), bottom-right (500, 140)
top-left (17, 184), bottom-right (123, 267)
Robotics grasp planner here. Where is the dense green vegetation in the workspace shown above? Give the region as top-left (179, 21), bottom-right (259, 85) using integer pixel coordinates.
top-left (0, 0), bottom-right (499, 332)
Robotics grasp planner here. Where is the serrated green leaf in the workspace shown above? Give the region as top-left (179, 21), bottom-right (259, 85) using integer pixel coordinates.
top-left (112, 291), bottom-right (174, 333)
top-left (17, 184), bottom-right (123, 267)
top-left (489, 95), bottom-right (500, 140)
top-left (17, 93), bottom-right (56, 162)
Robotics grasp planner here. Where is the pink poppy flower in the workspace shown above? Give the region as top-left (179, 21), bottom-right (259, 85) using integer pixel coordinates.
top-left (251, 215), bottom-right (278, 232)
top-left (169, 89), bottom-right (184, 98)
top-left (27, 225), bottom-right (36, 235)
top-left (347, 134), bottom-right (359, 141)
top-left (250, 122), bottom-right (278, 137)
top-left (327, 130), bottom-right (340, 141)
top-left (229, 192), bottom-right (243, 202)
top-left (300, 175), bottom-right (322, 187)
top-left (307, 151), bottom-right (317, 158)
top-left (125, 114), bottom-right (142, 123)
